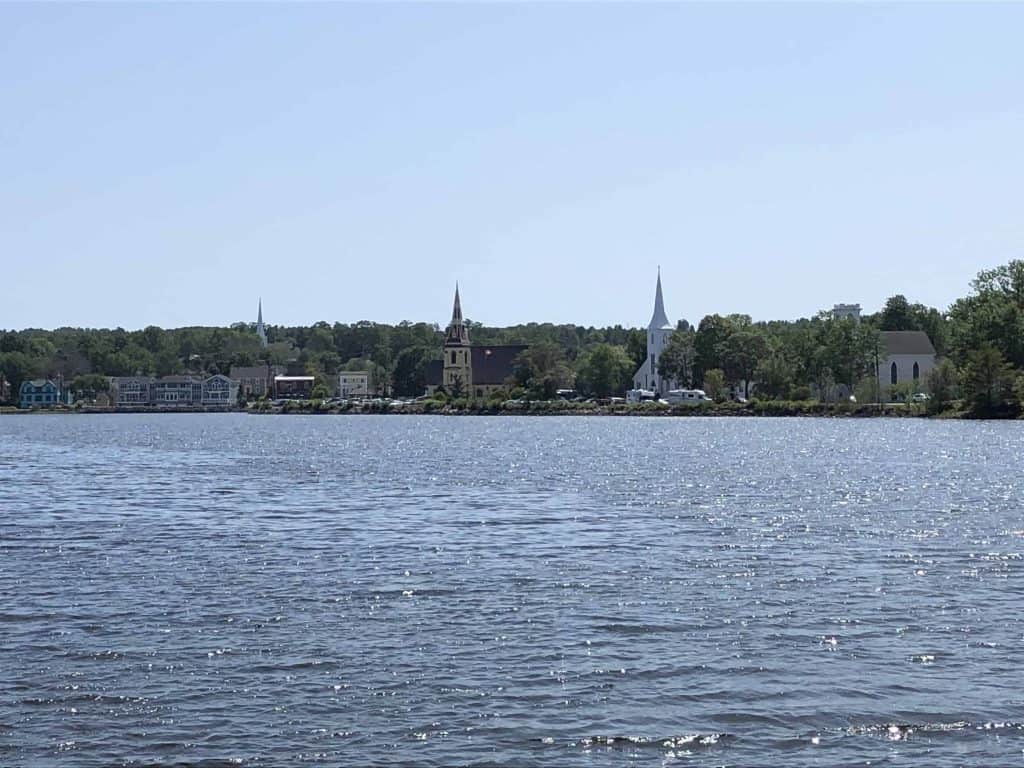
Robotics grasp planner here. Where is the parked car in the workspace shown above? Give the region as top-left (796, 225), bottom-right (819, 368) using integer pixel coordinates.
top-left (911, 392), bottom-right (931, 402)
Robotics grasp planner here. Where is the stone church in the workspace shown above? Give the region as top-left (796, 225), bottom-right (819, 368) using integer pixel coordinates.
top-left (424, 286), bottom-right (527, 400)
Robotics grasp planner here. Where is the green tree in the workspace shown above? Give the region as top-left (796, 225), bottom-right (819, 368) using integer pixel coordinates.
top-left (70, 373), bottom-right (110, 398)
top-left (657, 329), bottom-right (695, 388)
top-left (702, 368), bottom-right (727, 402)
top-left (720, 330), bottom-right (768, 397)
top-left (948, 260), bottom-right (1024, 368)
top-left (962, 345), bottom-right (1015, 416)
top-left (925, 359), bottom-right (958, 414)
top-left (575, 343), bottom-right (633, 397)
top-left (693, 315), bottom-right (736, 385)
top-left (512, 342), bottom-right (574, 399)
top-left (879, 295), bottom-right (915, 330)
top-left (754, 353), bottom-right (793, 400)
top-left (0, 351), bottom-right (37, 403)
top-left (392, 346), bottom-right (433, 397)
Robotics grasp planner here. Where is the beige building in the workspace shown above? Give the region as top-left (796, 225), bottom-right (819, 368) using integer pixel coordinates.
top-left (338, 371), bottom-right (370, 398)
top-left (230, 364), bottom-right (283, 398)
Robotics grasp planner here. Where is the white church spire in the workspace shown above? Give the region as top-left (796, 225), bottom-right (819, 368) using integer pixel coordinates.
top-left (256, 298), bottom-right (267, 347)
top-left (648, 267), bottom-right (672, 330)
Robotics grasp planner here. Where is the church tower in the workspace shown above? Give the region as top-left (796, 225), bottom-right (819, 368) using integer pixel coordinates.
top-left (633, 269), bottom-right (676, 394)
top-left (256, 298), bottom-right (268, 347)
top-left (443, 284), bottom-right (473, 397)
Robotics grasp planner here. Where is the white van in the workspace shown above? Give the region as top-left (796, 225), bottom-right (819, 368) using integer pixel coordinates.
top-left (626, 389), bottom-right (657, 404)
top-left (665, 389), bottom-right (712, 406)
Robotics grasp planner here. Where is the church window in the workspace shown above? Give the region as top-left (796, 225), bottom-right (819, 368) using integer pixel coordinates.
top-left (450, 351), bottom-right (456, 365)
top-left (913, 362), bottom-right (920, 380)
top-left (890, 362), bottom-right (898, 385)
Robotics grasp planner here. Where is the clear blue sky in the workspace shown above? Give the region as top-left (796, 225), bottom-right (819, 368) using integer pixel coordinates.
top-left (2, 3), bottom-right (1022, 331)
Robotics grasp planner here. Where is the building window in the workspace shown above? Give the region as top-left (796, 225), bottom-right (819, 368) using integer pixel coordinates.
top-left (890, 362), bottom-right (898, 385)
top-left (450, 351), bottom-right (456, 364)
top-left (913, 362), bottom-right (920, 380)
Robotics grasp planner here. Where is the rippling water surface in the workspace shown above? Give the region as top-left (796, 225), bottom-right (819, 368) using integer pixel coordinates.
top-left (1, 414), bottom-right (1022, 766)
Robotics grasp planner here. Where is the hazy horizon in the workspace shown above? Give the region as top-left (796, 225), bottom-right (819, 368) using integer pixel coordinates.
top-left (3, 3), bottom-right (1021, 330)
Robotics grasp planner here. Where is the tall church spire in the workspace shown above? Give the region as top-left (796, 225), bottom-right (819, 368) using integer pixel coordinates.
top-left (256, 298), bottom-right (267, 347)
top-left (648, 268), bottom-right (672, 330)
top-left (445, 283), bottom-right (470, 345)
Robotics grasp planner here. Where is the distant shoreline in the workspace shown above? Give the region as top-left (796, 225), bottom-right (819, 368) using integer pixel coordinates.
top-left (0, 401), bottom-right (996, 419)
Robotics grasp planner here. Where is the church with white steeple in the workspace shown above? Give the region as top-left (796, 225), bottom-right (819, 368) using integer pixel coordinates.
top-left (632, 270), bottom-right (678, 395)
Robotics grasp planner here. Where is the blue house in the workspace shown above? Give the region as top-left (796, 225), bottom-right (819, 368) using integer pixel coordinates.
top-left (19, 379), bottom-right (60, 408)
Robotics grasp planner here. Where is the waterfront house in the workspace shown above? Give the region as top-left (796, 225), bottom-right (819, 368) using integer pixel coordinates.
top-left (338, 371), bottom-right (370, 399)
top-left (424, 286), bottom-right (527, 401)
top-left (201, 374), bottom-right (239, 405)
top-left (230, 364), bottom-right (283, 399)
top-left (19, 379), bottom-right (59, 408)
top-left (111, 376), bottom-right (154, 406)
top-left (151, 375), bottom-right (204, 405)
top-left (274, 375), bottom-right (314, 399)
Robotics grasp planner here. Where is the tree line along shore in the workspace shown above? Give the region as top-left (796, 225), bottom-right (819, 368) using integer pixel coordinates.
top-left (2, 259), bottom-right (1024, 420)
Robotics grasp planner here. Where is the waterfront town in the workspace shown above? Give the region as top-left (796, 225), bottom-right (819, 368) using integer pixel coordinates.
top-left (2, 259), bottom-right (1023, 418)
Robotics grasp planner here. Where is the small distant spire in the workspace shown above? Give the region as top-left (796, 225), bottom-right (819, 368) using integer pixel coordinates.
top-left (256, 297), bottom-right (268, 347)
top-left (445, 283), bottom-right (470, 345)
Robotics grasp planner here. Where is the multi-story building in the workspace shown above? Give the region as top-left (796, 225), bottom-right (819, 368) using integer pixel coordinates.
top-left (151, 375), bottom-right (204, 405)
top-left (19, 379), bottom-right (60, 408)
top-left (230, 364), bottom-right (282, 399)
top-left (274, 376), bottom-right (315, 399)
top-left (111, 375), bottom-right (238, 407)
top-left (338, 371), bottom-right (370, 398)
top-left (201, 374), bottom-right (238, 405)
top-left (111, 376), bottom-right (153, 406)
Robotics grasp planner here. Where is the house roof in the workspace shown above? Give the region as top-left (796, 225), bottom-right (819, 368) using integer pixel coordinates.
top-left (472, 345), bottom-right (528, 385)
top-left (425, 359), bottom-right (443, 387)
top-left (229, 365), bottom-right (270, 378)
top-left (21, 379), bottom-right (56, 391)
top-left (881, 330), bottom-right (936, 356)
top-left (424, 345), bottom-right (529, 387)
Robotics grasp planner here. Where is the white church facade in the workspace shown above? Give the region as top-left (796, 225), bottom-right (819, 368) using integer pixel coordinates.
top-left (633, 271), bottom-right (678, 395)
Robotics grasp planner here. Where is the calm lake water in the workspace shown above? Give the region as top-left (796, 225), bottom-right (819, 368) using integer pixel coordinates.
top-left (1, 414), bottom-right (1022, 767)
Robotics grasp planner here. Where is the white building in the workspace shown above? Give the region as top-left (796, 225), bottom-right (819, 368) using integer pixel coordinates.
top-left (256, 298), bottom-right (267, 347)
top-left (632, 270), bottom-right (678, 396)
top-left (111, 376), bottom-right (153, 406)
top-left (878, 331), bottom-right (936, 398)
top-left (338, 371), bottom-right (370, 398)
top-left (832, 303), bottom-right (862, 323)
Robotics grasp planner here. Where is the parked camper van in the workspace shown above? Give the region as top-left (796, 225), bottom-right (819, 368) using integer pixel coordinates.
top-left (665, 389), bottom-right (712, 406)
top-left (626, 389), bottom-right (657, 404)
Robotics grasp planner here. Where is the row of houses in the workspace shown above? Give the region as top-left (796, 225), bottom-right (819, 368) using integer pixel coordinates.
top-left (14, 366), bottom-right (374, 409)
top-left (110, 374), bottom-right (240, 407)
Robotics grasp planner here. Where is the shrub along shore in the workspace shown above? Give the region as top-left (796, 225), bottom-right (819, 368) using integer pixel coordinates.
top-left (0, 395), bottom-right (1001, 418)
top-left (245, 398), bottom-right (977, 418)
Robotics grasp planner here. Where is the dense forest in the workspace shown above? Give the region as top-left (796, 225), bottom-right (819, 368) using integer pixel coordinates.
top-left (3, 260), bottom-right (1024, 416)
